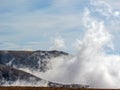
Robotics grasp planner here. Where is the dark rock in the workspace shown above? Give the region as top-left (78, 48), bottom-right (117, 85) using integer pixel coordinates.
top-left (0, 50), bottom-right (68, 72)
top-left (0, 64), bottom-right (44, 85)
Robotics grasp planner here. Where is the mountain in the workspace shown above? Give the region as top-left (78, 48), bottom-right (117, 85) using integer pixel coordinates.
top-left (0, 50), bottom-right (89, 88)
top-left (0, 64), bottom-right (89, 88)
top-left (0, 50), bottom-right (68, 72)
top-left (0, 64), bottom-right (47, 86)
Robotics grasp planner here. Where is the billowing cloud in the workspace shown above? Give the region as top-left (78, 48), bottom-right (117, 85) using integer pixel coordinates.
top-left (0, 0), bottom-right (120, 52)
top-left (50, 37), bottom-right (66, 50)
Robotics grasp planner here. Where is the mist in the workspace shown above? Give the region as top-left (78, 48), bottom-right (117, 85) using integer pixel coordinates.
top-left (2, 0), bottom-right (120, 88)
top-left (26, 0), bottom-right (120, 88)
top-left (1, 79), bottom-right (48, 87)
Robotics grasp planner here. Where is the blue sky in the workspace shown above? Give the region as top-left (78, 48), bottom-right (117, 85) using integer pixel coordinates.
top-left (0, 0), bottom-right (120, 52)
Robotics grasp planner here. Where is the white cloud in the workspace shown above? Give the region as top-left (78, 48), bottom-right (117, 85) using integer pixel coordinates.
top-left (0, 0), bottom-right (120, 51)
top-left (50, 37), bottom-right (66, 50)
top-left (114, 11), bottom-right (120, 17)
top-left (90, 0), bottom-right (113, 18)
top-left (0, 11), bottom-right (83, 46)
top-left (105, 0), bottom-right (120, 10)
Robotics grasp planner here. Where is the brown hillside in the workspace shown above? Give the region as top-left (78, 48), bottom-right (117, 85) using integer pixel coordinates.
top-left (0, 87), bottom-right (116, 90)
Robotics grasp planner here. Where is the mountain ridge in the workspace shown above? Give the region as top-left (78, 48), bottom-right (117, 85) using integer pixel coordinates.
top-left (0, 50), bottom-right (89, 88)
top-left (0, 50), bottom-right (68, 72)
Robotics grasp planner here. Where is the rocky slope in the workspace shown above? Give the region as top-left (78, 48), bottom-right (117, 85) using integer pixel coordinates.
top-left (0, 50), bottom-right (89, 88)
top-left (0, 64), bottom-right (89, 88)
top-left (0, 50), bottom-right (68, 72)
top-left (0, 64), bottom-right (46, 86)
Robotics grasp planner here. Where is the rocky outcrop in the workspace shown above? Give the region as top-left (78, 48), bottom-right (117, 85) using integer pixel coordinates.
top-left (0, 50), bottom-right (89, 88)
top-left (0, 64), bottom-right (46, 85)
top-left (0, 50), bottom-right (68, 72)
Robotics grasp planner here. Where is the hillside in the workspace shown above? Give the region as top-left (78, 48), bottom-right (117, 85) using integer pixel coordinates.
top-left (0, 87), bottom-right (94, 90)
top-left (0, 50), bottom-right (68, 72)
top-left (0, 50), bottom-right (89, 88)
top-left (0, 64), bottom-right (89, 88)
top-left (0, 64), bottom-right (46, 85)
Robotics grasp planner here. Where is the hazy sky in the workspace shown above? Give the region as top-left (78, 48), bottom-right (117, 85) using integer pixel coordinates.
top-left (0, 0), bottom-right (120, 52)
